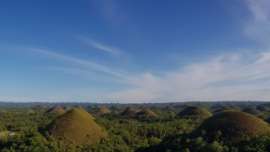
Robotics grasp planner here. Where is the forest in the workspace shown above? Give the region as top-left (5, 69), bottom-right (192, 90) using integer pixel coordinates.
top-left (0, 102), bottom-right (270, 152)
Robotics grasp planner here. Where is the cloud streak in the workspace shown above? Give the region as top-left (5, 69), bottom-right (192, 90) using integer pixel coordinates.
top-left (29, 48), bottom-right (125, 78)
top-left (79, 37), bottom-right (121, 55)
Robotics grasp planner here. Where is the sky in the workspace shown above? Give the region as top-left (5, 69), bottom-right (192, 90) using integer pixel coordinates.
top-left (0, 0), bottom-right (270, 102)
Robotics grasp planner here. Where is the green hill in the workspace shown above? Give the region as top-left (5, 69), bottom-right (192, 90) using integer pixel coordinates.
top-left (47, 107), bottom-right (107, 145)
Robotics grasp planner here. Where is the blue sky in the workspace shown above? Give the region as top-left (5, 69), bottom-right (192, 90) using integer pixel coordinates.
top-left (1, 0), bottom-right (270, 102)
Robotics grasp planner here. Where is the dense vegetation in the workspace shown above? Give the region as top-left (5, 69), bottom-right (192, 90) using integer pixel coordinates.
top-left (0, 102), bottom-right (270, 152)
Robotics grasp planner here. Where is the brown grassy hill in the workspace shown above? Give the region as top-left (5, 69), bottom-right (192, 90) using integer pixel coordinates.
top-left (242, 107), bottom-right (261, 115)
top-left (212, 106), bottom-right (241, 114)
top-left (196, 111), bottom-right (270, 143)
top-left (257, 105), bottom-right (270, 111)
top-left (121, 107), bottom-right (138, 117)
top-left (178, 106), bottom-right (212, 119)
top-left (47, 108), bottom-right (107, 145)
top-left (136, 108), bottom-right (158, 119)
top-left (46, 106), bottom-right (66, 116)
top-left (97, 106), bottom-right (111, 115)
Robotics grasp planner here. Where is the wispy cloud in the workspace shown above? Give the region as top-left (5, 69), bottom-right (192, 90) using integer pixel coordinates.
top-left (106, 50), bottom-right (270, 102)
top-left (245, 0), bottom-right (270, 46)
top-left (29, 48), bottom-right (270, 102)
top-left (29, 48), bottom-right (125, 78)
top-left (8, 46), bottom-right (270, 102)
top-left (78, 36), bottom-right (121, 55)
